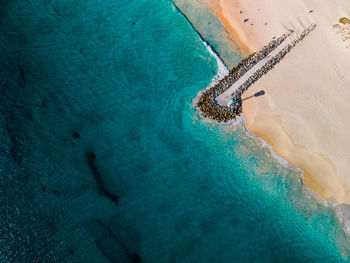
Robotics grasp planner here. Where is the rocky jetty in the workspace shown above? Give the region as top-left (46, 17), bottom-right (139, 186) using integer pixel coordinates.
top-left (196, 24), bottom-right (316, 122)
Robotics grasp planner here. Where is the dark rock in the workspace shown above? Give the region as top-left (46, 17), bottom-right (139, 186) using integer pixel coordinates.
top-left (17, 64), bottom-right (25, 81)
top-left (72, 131), bottom-right (80, 139)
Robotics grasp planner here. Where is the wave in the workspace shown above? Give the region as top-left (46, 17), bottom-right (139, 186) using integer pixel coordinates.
top-left (193, 23), bottom-right (350, 245)
top-left (202, 40), bottom-right (229, 85)
top-left (201, 36), bottom-right (334, 204)
top-left (199, 37), bottom-right (308, 181)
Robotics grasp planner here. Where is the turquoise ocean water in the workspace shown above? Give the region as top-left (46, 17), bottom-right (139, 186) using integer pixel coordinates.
top-left (1, 0), bottom-right (350, 262)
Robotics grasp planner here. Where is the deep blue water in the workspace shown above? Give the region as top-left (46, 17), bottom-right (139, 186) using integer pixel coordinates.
top-left (1, 0), bottom-right (350, 262)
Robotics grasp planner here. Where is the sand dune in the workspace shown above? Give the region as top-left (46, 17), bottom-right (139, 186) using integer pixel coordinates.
top-left (210, 0), bottom-right (350, 203)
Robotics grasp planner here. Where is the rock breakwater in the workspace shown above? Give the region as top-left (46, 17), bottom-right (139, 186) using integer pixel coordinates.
top-left (196, 24), bottom-right (317, 123)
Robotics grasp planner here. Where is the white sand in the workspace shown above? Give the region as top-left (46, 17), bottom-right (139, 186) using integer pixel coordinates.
top-left (210, 0), bottom-right (350, 203)
top-left (215, 30), bottom-right (300, 106)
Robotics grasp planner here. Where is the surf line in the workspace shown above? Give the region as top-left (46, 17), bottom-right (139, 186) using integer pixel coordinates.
top-left (172, 1), bottom-right (229, 70)
top-left (196, 24), bottom-right (317, 123)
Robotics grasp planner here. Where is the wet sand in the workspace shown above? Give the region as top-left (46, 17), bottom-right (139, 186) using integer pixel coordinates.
top-left (210, 0), bottom-right (350, 203)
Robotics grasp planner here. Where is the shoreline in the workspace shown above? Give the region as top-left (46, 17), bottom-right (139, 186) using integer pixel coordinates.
top-left (195, 25), bottom-right (315, 123)
top-left (209, 0), bottom-right (251, 55)
top-left (172, 0), bottom-right (245, 68)
top-left (208, 0), bottom-right (350, 205)
top-left (197, 34), bottom-right (325, 205)
top-left (172, 2), bottom-right (228, 68)
top-left (191, 0), bottom-right (350, 236)
top-left (195, 48), bottom-right (330, 210)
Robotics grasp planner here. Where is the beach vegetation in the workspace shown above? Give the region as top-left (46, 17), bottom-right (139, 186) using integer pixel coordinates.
top-left (339, 17), bottom-right (350, 25)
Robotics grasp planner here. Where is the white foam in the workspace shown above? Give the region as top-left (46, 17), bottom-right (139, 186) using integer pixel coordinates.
top-left (197, 39), bottom-right (349, 233)
top-left (192, 39), bottom-right (229, 110)
top-left (239, 117), bottom-right (304, 175)
top-left (236, 116), bottom-right (350, 237)
top-left (202, 40), bottom-right (229, 86)
top-left (190, 18), bottom-right (350, 238)
top-left (198, 34), bottom-right (350, 239)
top-left (198, 37), bottom-right (306, 177)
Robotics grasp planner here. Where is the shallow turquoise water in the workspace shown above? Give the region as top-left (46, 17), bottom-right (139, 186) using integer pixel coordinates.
top-left (0, 0), bottom-right (350, 262)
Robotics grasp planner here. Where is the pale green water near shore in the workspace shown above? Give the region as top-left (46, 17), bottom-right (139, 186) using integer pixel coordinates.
top-left (173, 0), bottom-right (244, 68)
top-left (1, 0), bottom-right (350, 261)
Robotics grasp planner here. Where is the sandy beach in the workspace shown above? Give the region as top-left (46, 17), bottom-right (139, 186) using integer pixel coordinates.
top-left (209, 0), bottom-right (350, 203)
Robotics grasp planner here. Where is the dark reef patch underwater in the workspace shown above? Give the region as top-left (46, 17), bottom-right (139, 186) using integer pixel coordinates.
top-left (1, 0), bottom-right (350, 262)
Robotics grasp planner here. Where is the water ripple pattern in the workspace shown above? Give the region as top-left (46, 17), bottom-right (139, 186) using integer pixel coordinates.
top-left (0, 0), bottom-right (349, 262)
